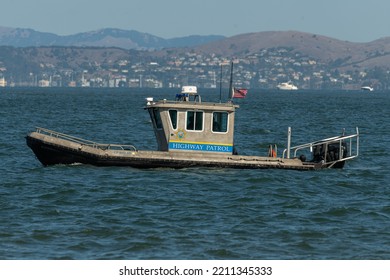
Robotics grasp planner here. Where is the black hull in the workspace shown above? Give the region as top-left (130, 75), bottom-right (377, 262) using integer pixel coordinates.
top-left (26, 135), bottom-right (320, 170)
top-left (26, 135), bottom-right (196, 169)
top-left (27, 135), bottom-right (89, 166)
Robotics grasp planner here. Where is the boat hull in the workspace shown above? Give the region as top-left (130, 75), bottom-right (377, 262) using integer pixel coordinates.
top-left (26, 132), bottom-right (321, 170)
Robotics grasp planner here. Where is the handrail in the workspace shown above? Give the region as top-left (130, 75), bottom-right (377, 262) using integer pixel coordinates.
top-left (35, 127), bottom-right (137, 152)
top-left (282, 127), bottom-right (359, 168)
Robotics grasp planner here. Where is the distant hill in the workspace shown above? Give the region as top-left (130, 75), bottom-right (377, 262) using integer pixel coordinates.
top-left (1, 29), bottom-right (390, 89)
top-left (0, 27), bottom-right (225, 49)
top-left (149, 30), bottom-right (390, 71)
top-left (2, 27), bottom-right (390, 70)
top-left (189, 31), bottom-right (390, 70)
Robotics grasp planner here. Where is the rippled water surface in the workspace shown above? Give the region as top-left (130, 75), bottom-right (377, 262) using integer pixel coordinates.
top-left (1, 88), bottom-right (389, 259)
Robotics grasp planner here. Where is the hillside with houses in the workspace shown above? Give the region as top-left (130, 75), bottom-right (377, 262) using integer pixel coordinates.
top-left (0, 30), bottom-right (390, 90)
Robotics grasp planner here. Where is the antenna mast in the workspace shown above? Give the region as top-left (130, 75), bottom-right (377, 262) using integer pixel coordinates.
top-left (228, 61), bottom-right (234, 100)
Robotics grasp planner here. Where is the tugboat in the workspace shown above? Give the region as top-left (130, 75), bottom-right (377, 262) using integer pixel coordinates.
top-left (26, 85), bottom-right (359, 170)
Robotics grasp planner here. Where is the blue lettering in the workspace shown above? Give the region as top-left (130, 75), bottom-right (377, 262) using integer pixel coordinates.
top-left (169, 142), bottom-right (232, 153)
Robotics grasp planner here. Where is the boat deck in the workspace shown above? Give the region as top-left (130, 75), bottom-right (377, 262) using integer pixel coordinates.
top-left (26, 128), bottom-right (320, 170)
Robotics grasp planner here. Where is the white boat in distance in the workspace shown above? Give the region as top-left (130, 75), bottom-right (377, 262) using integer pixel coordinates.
top-left (277, 81), bottom-right (298, 90)
top-left (361, 86), bottom-right (374, 91)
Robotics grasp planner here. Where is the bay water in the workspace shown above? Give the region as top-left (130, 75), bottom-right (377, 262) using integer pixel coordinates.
top-left (1, 87), bottom-right (389, 259)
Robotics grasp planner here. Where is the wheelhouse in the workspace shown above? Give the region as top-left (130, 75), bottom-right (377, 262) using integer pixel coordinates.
top-left (145, 86), bottom-right (238, 154)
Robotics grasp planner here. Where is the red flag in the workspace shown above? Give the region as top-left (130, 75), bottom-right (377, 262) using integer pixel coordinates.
top-left (232, 87), bottom-right (248, 98)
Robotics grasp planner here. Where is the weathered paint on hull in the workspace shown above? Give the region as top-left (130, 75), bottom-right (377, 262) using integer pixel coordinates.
top-left (26, 132), bottom-right (321, 170)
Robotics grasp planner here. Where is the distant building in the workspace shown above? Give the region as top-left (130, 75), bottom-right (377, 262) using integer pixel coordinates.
top-left (39, 80), bottom-right (50, 87)
top-left (68, 81), bottom-right (77, 87)
top-left (0, 77), bottom-right (7, 87)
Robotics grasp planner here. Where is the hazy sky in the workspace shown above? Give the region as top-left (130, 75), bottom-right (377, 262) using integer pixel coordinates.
top-left (2, 0), bottom-right (389, 42)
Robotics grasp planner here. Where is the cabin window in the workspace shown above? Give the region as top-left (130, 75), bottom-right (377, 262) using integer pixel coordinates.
top-left (169, 110), bottom-right (177, 130)
top-left (212, 112), bottom-right (228, 133)
top-left (186, 111), bottom-right (203, 131)
top-left (152, 108), bottom-right (163, 129)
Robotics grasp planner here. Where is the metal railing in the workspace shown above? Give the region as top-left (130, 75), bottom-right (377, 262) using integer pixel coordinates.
top-left (35, 127), bottom-right (137, 152)
top-left (282, 127), bottom-right (359, 168)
